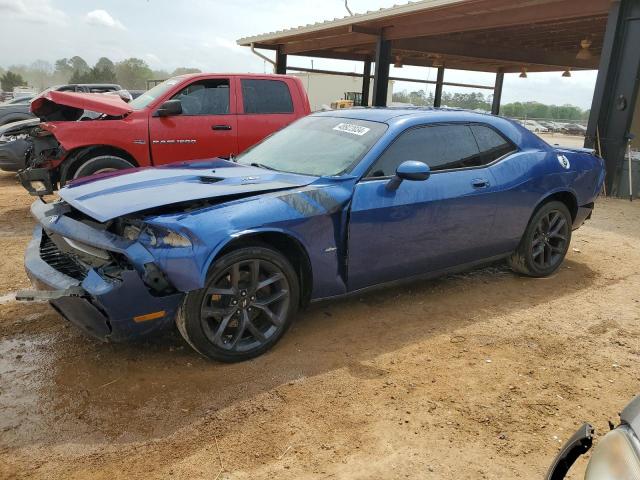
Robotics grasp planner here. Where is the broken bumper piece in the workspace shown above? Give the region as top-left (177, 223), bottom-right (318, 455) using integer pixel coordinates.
top-left (17, 167), bottom-right (55, 196)
top-left (22, 201), bottom-right (184, 342)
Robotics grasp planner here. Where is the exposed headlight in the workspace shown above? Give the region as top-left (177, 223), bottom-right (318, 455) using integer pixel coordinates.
top-left (585, 428), bottom-right (640, 479)
top-left (139, 225), bottom-right (192, 248)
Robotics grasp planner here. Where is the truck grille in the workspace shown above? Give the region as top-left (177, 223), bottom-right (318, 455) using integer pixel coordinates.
top-left (40, 232), bottom-right (88, 281)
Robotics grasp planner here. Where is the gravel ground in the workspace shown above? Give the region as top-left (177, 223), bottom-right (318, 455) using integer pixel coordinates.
top-left (0, 170), bottom-right (638, 480)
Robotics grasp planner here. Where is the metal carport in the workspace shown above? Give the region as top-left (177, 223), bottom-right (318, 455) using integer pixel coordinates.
top-left (238, 0), bottom-right (640, 196)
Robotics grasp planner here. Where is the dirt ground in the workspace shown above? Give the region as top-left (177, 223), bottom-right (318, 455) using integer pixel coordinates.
top-left (0, 169), bottom-right (638, 480)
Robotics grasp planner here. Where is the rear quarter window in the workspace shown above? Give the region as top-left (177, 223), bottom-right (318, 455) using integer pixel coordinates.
top-left (242, 79), bottom-right (293, 114)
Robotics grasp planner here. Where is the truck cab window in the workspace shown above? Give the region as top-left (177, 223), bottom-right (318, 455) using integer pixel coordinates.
top-left (173, 79), bottom-right (230, 116)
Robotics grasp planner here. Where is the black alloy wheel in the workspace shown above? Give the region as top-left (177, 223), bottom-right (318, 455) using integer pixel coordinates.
top-left (530, 209), bottom-right (570, 270)
top-left (508, 200), bottom-right (572, 277)
top-left (177, 246), bottom-right (299, 362)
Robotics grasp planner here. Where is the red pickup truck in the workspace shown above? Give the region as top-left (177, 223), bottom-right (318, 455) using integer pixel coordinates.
top-left (17, 73), bottom-right (311, 195)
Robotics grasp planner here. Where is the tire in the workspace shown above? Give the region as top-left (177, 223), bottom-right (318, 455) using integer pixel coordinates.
top-left (177, 246), bottom-right (300, 362)
top-left (71, 155), bottom-right (135, 180)
top-left (508, 200), bottom-right (572, 277)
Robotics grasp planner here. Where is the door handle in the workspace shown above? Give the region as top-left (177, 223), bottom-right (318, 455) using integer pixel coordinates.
top-left (471, 178), bottom-right (490, 189)
top-left (212, 124), bottom-right (232, 131)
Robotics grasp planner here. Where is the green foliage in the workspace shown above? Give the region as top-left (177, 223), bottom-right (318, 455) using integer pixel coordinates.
top-left (1, 56), bottom-right (200, 92)
top-left (392, 89), bottom-right (590, 121)
top-left (171, 67), bottom-right (202, 76)
top-left (0, 71), bottom-right (27, 91)
top-left (114, 58), bottom-right (153, 89)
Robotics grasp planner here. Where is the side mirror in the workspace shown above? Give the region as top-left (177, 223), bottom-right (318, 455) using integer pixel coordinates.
top-left (155, 99), bottom-right (182, 117)
top-left (387, 161), bottom-right (430, 190)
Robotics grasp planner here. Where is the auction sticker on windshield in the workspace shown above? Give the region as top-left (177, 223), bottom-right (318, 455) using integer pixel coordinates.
top-left (333, 123), bottom-right (371, 136)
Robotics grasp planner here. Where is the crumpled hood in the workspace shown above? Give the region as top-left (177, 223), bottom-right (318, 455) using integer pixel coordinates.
top-left (58, 159), bottom-right (317, 222)
top-left (31, 90), bottom-right (132, 120)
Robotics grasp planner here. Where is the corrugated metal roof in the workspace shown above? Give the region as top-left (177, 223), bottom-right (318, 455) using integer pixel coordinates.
top-left (236, 0), bottom-right (467, 45)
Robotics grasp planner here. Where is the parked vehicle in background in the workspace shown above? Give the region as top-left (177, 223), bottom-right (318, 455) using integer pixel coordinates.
top-left (12, 86), bottom-right (37, 99)
top-left (546, 395), bottom-right (640, 479)
top-left (521, 119), bottom-right (550, 133)
top-left (0, 83), bottom-right (123, 126)
top-left (562, 123), bottom-right (587, 136)
top-left (0, 119), bottom-right (39, 172)
top-left (17, 73), bottom-right (311, 195)
top-left (538, 120), bottom-right (561, 132)
top-left (18, 109), bottom-right (605, 361)
top-left (1, 95), bottom-right (35, 105)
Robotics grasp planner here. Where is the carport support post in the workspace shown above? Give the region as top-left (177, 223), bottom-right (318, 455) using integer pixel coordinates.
top-left (491, 69), bottom-right (504, 115)
top-left (361, 60), bottom-right (372, 106)
top-left (433, 66), bottom-right (445, 107)
top-left (373, 37), bottom-right (391, 107)
top-left (585, 0), bottom-right (640, 196)
top-left (275, 46), bottom-right (287, 75)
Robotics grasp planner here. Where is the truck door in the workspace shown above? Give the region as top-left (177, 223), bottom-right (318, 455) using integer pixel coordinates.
top-left (149, 78), bottom-right (238, 165)
top-left (235, 77), bottom-right (300, 153)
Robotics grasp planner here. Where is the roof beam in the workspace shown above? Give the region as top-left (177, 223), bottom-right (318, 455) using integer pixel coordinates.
top-left (392, 37), bottom-right (600, 69)
top-left (384, 0), bottom-right (612, 40)
top-left (282, 32), bottom-right (375, 55)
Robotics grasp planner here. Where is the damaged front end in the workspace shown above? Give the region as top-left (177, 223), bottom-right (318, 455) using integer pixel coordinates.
top-left (15, 121), bottom-right (67, 195)
top-left (17, 90), bottom-right (133, 195)
top-left (18, 199), bottom-right (184, 341)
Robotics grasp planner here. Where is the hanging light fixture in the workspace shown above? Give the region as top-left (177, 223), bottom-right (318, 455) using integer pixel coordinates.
top-left (519, 67), bottom-right (528, 78)
top-left (576, 38), bottom-right (592, 60)
top-left (562, 68), bottom-right (572, 77)
top-left (394, 55), bottom-right (403, 68)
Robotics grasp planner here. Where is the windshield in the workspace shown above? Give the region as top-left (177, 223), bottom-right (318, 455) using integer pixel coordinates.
top-left (128, 77), bottom-right (183, 110)
top-left (236, 116), bottom-right (387, 176)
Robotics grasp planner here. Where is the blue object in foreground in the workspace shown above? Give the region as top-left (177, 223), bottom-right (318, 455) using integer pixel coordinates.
top-left (21, 108), bottom-right (605, 361)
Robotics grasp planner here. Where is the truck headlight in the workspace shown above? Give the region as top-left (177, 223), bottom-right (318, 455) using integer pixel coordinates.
top-left (585, 428), bottom-right (640, 479)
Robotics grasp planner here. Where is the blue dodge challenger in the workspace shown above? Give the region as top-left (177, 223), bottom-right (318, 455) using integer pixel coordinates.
top-left (20, 108), bottom-right (605, 361)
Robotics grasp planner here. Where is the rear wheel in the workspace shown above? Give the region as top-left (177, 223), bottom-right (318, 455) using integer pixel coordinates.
top-left (70, 154), bottom-right (134, 180)
top-left (177, 246), bottom-right (299, 362)
top-left (508, 201), bottom-right (572, 277)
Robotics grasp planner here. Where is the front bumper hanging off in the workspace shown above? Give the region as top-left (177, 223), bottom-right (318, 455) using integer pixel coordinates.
top-left (19, 199), bottom-right (184, 342)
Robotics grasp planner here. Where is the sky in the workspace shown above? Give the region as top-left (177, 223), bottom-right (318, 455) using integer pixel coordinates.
top-left (0, 0), bottom-right (598, 109)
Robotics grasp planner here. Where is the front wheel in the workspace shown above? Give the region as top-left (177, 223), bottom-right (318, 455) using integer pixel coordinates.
top-left (72, 155), bottom-right (135, 180)
top-left (508, 201), bottom-right (572, 277)
top-left (177, 246), bottom-right (299, 362)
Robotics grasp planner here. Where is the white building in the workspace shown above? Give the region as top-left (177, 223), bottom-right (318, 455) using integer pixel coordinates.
top-left (291, 72), bottom-right (394, 112)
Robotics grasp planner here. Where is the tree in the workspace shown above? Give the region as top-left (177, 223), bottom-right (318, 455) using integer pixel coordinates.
top-left (171, 67), bottom-right (202, 76)
top-left (30, 60), bottom-right (53, 90)
top-left (92, 57), bottom-right (117, 83)
top-left (1, 71), bottom-right (27, 92)
top-left (115, 58), bottom-right (153, 89)
top-left (95, 57), bottom-right (115, 72)
top-left (69, 56), bottom-right (90, 75)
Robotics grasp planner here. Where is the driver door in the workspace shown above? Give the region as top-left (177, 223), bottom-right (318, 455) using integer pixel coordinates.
top-left (347, 123), bottom-right (509, 291)
top-left (149, 78), bottom-right (238, 165)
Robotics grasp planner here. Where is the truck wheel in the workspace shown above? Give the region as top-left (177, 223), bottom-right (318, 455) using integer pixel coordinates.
top-left (72, 155), bottom-right (135, 180)
top-left (177, 246), bottom-right (300, 362)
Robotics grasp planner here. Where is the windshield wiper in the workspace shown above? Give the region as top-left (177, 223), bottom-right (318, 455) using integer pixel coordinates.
top-left (250, 162), bottom-right (279, 171)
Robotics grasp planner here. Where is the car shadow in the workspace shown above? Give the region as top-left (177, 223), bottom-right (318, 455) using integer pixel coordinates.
top-left (1, 259), bottom-right (597, 448)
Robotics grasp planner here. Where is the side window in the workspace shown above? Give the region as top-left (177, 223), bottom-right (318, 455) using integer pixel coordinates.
top-left (368, 124), bottom-right (481, 177)
top-left (172, 79), bottom-right (229, 116)
top-left (470, 125), bottom-right (515, 164)
top-left (242, 79), bottom-right (293, 114)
